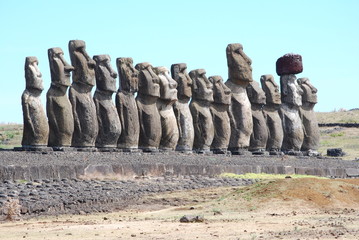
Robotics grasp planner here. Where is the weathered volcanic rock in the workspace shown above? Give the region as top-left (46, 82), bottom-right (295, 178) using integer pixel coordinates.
top-left (276, 53), bottom-right (303, 76)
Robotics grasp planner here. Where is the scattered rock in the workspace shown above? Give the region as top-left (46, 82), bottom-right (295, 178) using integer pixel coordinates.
top-left (179, 215), bottom-right (204, 223)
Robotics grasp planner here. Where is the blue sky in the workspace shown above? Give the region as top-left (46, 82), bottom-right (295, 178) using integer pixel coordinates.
top-left (1, 0), bottom-right (358, 123)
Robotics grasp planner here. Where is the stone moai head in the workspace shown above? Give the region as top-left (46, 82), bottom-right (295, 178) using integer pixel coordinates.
top-left (135, 62), bottom-right (160, 97)
top-left (153, 66), bottom-right (178, 102)
top-left (25, 56), bottom-right (44, 91)
top-left (116, 57), bottom-right (139, 93)
top-left (280, 74), bottom-right (303, 107)
top-left (68, 40), bottom-right (96, 86)
top-left (209, 75), bottom-right (231, 105)
top-left (226, 43), bottom-right (253, 85)
top-left (260, 74), bottom-right (281, 105)
top-left (171, 63), bottom-right (192, 99)
top-left (48, 47), bottom-right (74, 87)
top-left (247, 80), bottom-right (266, 105)
top-left (93, 54), bottom-right (117, 93)
top-left (297, 77), bottom-right (318, 104)
top-left (189, 69), bottom-right (213, 102)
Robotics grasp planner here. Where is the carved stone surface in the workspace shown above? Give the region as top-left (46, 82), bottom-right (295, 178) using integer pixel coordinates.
top-left (116, 57), bottom-right (140, 150)
top-left (189, 69), bottom-right (214, 153)
top-left (298, 77), bottom-right (320, 154)
top-left (276, 53), bottom-right (303, 76)
top-left (21, 57), bottom-right (49, 147)
top-left (93, 54), bottom-right (121, 148)
top-left (154, 66), bottom-right (179, 151)
top-left (47, 48), bottom-right (74, 148)
top-left (247, 80), bottom-right (268, 154)
top-left (171, 63), bottom-right (194, 152)
top-left (209, 75), bottom-right (231, 153)
top-left (68, 40), bottom-right (98, 148)
top-left (135, 62), bottom-right (161, 151)
top-left (225, 43), bottom-right (253, 155)
top-left (260, 74), bottom-right (283, 153)
top-left (279, 74), bottom-right (304, 153)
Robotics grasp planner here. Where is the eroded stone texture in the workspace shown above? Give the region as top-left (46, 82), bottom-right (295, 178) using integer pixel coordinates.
top-left (276, 53), bottom-right (303, 76)
top-left (116, 57), bottom-right (140, 150)
top-left (209, 76), bottom-right (231, 153)
top-left (189, 69), bottom-right (214, 153)
top-left (21, 57), bottom-right (49, 147)
top-left (298, 77), bottom-right (320, 155)
top-left (260, 74), bottom-right (283, 154)
top-left (225, 43), bottom-right (253, 155)
top-left (47, 48), bottom-right (74, 148)
top-left (154, 66), bottom-right (179, 151)
top-left (68, 40), bottom-right (98, 148)
top-left (171, 63), bottom-right (194, 152)
top-left (247, 80), bottom-right (268, 154)
top-left (93, 55), bottom-right (121, 149)
top-left (279, 74), bottom-right (304, 153)
top-left (135, 62), bottom-right (161, 152)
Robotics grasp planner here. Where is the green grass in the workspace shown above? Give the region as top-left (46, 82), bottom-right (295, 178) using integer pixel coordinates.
top-left (219, 173), bottom-right (328, 179)
top-left (316, 110), bottom-right (359, 124)
top-left (0, 124), bottom-right (22, 149)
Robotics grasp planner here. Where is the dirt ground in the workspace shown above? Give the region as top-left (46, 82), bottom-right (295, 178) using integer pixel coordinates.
top-left (1, 178), bottom-right (359, 240)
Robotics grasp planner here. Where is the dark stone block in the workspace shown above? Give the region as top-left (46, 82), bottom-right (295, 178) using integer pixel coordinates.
top-left (327, 148), bottom-right (344, 157)
top-left (276, 53), bottom-right (303, 76)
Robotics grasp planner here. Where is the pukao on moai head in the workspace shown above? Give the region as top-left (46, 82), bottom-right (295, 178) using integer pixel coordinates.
top-left (154, 66), bottom-right (179, 150)
top-left (226, 43), bottom-right (253, 86)
top-left (47, 48), bottom-right (75, 148)
top-left (209, 75), bottom-right (231, 153)
top-left (189, 69), bottom-right (214, 153)
top-left (117, 57), bottom-right (138, 93)
top-left (171, 63), bottom-right (192, 100)
top-left (21, 57), bottom-right (49, 148)
top-left (260, 74), bottom-right (283, 154)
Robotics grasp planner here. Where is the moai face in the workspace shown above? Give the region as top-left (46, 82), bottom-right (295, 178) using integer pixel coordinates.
top-left (297, 78), bottom-right (318, 104)
top-left (93, 55), bottom-right (117, 93)
top-left (189, 69), bottom-right (213, 102)
top-left (281, 74), bottom-right (303, 107)
top-left (154, 66), bottom-right (178, 101)
top-left (226, 43), bottom-right (253, 85)
top-left (117, 57), bottom-right (139, 93)
top-left (247, 80), bottom-right (266, 105)
top-left (171, 63), bottom-right (192, 99)
top-left (209, 75), bottom-right (231, 105)
top-left (25, 56), bottom-right (44, 91)
top-left (135, 62), bottom-right (160, 97)
top-left (68, 40), bottom-right (96, 86)
top-left (260, 74), bottom-right (281, 105)
top-left (48, 47), bottom-right (74, 87)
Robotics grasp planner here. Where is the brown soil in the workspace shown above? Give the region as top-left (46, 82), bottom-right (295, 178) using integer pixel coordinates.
top-left (1, 178), bottom-right (359, 239)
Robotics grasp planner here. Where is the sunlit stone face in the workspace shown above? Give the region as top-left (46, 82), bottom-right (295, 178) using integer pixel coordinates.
top-left (247, 80), bottom-right (266, 105)
top-left (260, 74), bottom-right (281, 105)
top-left (171, 63), bottom-right (192, 99)
top-left (93, 54), bottom-right (117, 93)
top-left (154, 66), bottom-right (178, 101)
top-left (209, 75), bottom-right (231, 105)
top-left (280, 74), bottom-right (303, 107)
top-left (135, 62), bottom-right (160, 98)
top-left (25, 56), bottom-right (44, 91)
top-left (117, 57), bottom-right (138, 93)
top-left (189, 69), bottom-right (213, 102)
top-left (298, 77), bottom-right (318, 104)
top-left (48, 47), bottom-right (74, 87)
top-left (226, 43), bottom-right (253, 85)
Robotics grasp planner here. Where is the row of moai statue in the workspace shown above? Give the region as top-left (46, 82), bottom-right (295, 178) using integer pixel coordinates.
top-left (21, 40), bottom-right (319, 155)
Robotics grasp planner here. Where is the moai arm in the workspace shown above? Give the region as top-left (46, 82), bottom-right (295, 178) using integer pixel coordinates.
top-left (46, 98), bottom-right (59, 135)
top-left (115, 93), bottom-right (125, 132)
top-left (173, 106), bottom-right (182, 140)
top-left (22, 94), bottom-right (35, 138)
top-left (69, 92), bottom-right (82, 134)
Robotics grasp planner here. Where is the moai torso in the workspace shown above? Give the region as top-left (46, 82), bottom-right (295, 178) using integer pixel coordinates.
top-left (298, 77), bottom-right (320, 154)
top-left (224, 43), bottom-right (253, 154)
top-left (260, 74), bottom-right (283, 153)
top-left (154, 67), bottom-right (179, 151)
top-left (93, 55), bottom-right (121, 149)
top-left (209, 76), bottom-right (231, 153)
top-left (116, 57), bottom-right (140, 150)
top-left (47, 48), bottom-right (75, 148)
top-left (68, 40), bottom-right (98, 148)
top-left (171, 63), bottom-right (194, 152)
top-left (247, 80), bottom-right (268, 154)
top-left (135, 62), bottom-right (161, 151)
top-left (21, 57), bottom-right (49, 147)
top-left (189, 69), bottom-right (214, 153)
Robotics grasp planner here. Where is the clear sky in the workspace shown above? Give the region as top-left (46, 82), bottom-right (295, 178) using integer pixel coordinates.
top-left (1, 0), bottom-right (358, 123)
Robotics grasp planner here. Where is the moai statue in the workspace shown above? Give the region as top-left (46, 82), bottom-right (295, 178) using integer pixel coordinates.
top-left (225, 43), bottom-right (253, 155)
top-left (276, 53), bottom-right (304, 155)
top-left (135, 62), bottom-right (161, 152)
top-left (116, 57), bottom-right (140, 151)
top-left (154, 66), bottom-right (179, 151)
top-left (21, 57), bottom-right (49, 149)
top-left (260, 74), bottom-right (283, 155)
top-left (209, 75), bottom-right (231, 154)
top-left (246, 80), bottom-right (268, 155)
top-left (171, 63), bottom-right (194, 153)
top-left (93, 55), bottom-right (121, 150)
top-left (68, 40), bottom-right (98, 149)
top-left (298, 77), bottom-right (320, 156)
top-left (189, 69), bottom-right (214, 153)
top-left (47, 48), bottom-right (75, 149)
